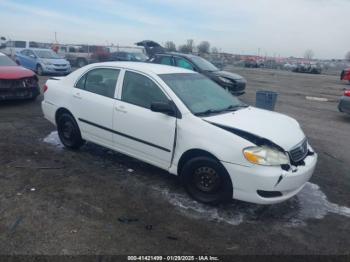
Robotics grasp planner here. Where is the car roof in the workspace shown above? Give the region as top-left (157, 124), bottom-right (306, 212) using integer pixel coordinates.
top-left (156, 52), bottom-right (198, 59)
top-left (27, 48), bottom-right (52, 51)
top-left (87, 61), bottom-right (196, 75)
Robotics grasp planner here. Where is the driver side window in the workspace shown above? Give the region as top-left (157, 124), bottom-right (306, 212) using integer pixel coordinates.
top-left (121, 71), bottom-right (168, 109)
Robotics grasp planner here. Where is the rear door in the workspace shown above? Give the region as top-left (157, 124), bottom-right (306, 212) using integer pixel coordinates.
top-left (113, 70), bottom-right (176, 169)
top-left (70, 67), bottom-right (120, 146)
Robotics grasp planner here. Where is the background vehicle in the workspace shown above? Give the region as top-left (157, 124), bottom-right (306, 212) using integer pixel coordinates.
top-left (340, 68), bottom-right (350, 82)
top-left (0, 40), bottom-right (52, 58)
top-left (109, 51), bottom-right (148, 62)
top-left (149, 52), bottom-right (246, 95)
top-left (58, 45), bottom-right (110, 67)
top-left (15, 48), bottom-right (71, 75)
top-left (293, 63), bottom-right (322, 74)
top-left (0, 36), bottom-right (6, 48)
top-left (338, 90), bottom-right (350, 114)
top-left (135, 40), bottom-right (164, 58)
top-left (0, 52), bottom-right (40, 101)
top-left (42, 62), bottom-right (317, 205)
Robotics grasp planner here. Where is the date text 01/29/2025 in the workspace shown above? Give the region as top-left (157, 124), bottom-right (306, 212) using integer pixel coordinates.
top-left (127, 255), bottom-right (220, 261)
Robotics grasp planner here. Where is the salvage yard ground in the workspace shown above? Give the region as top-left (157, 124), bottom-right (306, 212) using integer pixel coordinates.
top-left (0, 67), bottom-right (350, 255)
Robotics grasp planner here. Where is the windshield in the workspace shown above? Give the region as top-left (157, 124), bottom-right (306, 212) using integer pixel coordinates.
top-left (35, 50), bottom-right (60, 59)
top-left (191, 56), bottom-right (219, 72)
top-left (0, 55), bottom-right (17, 66)
top-left (160, 73), bottom-right (246, 115)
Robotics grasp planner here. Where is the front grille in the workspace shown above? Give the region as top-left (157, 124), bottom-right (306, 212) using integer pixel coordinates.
top-left (54, 64), bottom-right (66, 67)
top-left (0, 79), bottom-right (26, 89)
top-left (289, 139), bottom-right (308, 163)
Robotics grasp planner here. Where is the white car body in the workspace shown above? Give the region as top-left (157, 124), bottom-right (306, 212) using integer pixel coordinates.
top-left (42, 62), bottom-right (317, 204)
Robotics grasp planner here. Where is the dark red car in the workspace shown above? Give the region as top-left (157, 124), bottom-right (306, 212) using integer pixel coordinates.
top-left (0, 52), bottom-right (40, 101)
top-left (341, 68), bottom-right (350, 82)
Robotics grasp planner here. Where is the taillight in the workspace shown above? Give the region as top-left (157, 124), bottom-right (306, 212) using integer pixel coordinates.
top-left (345, 90), bottom-right (350, 97)
top-left (43, 84), bottom-right (48, 93)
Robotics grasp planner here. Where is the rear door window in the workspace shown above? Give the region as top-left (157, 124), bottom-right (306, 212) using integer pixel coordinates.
top-left (75, 68), bottom-right (120, 98)
top-left (159, 56), bottom-right (173, 66)
top-left (174, 57), bottom-right (194, 70)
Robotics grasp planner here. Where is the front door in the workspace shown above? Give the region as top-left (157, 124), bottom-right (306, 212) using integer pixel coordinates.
top-left (113, 70), bottom-right (176, 169)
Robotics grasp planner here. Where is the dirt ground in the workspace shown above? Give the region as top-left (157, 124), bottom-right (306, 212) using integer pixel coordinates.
top-left (0, 67), bottom-right (349, 255)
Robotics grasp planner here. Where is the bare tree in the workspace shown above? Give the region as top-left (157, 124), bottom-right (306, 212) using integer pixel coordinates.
top-left (211, 47), bottom-right (219, 54)
top-left (304, 49), bottom-right (314, 60)
top-left (197, 41), bottom-right (210, 54)
top-left (164, 41), bottom-right (176, 52)
top-left (178, 44), bottom-right (191, 53)
top-left (345, 51), bottom-right (350, 62)
top-left (186, 39), bottom-right (195, 53)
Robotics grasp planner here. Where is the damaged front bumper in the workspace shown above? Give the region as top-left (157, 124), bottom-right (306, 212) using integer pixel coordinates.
top-left (222, 148), bottom-right (317, 204)
top-left (0, 78), bottom-right (40, 101)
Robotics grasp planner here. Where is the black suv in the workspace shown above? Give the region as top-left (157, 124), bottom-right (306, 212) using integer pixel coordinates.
top-left (149, 52), bottom-right (246, 95)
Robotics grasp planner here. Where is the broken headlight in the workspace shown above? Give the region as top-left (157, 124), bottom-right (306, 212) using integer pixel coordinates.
top-left (243, 146), bottom-right (290, 166)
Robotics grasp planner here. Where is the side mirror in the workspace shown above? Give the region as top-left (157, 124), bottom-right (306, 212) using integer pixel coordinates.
top-left (150, 101), bottom-right (176, 117)
top-left (29, 54), bottom-right (36, 59)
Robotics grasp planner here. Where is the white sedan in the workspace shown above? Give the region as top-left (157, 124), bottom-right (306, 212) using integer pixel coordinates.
top-left (42, 62), bottom-right (317, 205)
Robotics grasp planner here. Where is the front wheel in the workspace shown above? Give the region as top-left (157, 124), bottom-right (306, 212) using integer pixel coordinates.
top-left (181, 156), bottom-right (233, 205)
top-left (57, 113), bottom-right (85, 150)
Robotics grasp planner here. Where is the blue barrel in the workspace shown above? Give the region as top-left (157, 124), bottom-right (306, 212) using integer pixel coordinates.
top-left (256, 91), bottom-right (278, 111)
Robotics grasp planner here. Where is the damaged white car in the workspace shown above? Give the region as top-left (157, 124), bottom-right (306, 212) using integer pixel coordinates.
top-left (42, 62), bottom-right (317, 205)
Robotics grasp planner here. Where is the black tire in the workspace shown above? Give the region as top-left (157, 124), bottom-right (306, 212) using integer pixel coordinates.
top-left (181, 156), bottom-right (233, 205)
top-left (77, 58), bottom-right (87, 68)
top-left (37, 64), bottom-right (44, 76)
top-left (57, 113), bottom-right (84, 150)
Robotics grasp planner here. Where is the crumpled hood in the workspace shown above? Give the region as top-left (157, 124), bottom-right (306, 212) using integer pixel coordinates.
top-left (0, 66), bottom-right (35, 79)
top-left (211, 70), bottom-right (245, 81)
top-left (204, 107), bottom-right (305, 151)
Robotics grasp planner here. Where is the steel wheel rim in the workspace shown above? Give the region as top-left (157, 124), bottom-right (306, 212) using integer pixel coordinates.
top-left (193, 166), bottom-right (221, 193)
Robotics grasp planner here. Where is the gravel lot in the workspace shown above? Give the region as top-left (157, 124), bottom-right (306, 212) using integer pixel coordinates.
top-left (0, 67), bottom-right (349, 255)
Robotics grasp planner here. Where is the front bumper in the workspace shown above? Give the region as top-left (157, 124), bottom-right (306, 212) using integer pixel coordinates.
top-left (224, 79), bottom-right (246, 96)
top-left (338, 96), bottom-right (350, 114)
top-left (0, 79), bottom-right (40, 101)
top-left (222, 150), bottom-right (317, 204)
top-left (42, 64), bottom-right (71, 75)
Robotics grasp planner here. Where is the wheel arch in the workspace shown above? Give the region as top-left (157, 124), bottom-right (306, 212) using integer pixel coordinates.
top-left (55, 107), bottom-right (75, 125)
top-left (177, 148), bottom-right (221, 176)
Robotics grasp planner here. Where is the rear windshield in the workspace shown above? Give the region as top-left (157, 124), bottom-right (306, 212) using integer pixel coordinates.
top-left (0, 55), bottom-right (17, 66)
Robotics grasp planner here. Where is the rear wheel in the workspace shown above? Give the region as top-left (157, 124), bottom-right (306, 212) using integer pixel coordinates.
top-left (181, 156), bottom-right (233, 205)
top-left (57, 113), bottom-right (84, 149)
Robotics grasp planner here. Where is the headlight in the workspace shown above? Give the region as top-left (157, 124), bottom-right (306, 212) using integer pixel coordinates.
top-left (243, 146), bottom-right (290, 166)
top-left (43, 61), bottom-right (52, 65)
top-left (218, 76), bottom-right (232, 84)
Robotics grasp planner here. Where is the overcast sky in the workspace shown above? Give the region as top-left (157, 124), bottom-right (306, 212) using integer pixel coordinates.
top-left (0, 0), bottom-right (349, 59)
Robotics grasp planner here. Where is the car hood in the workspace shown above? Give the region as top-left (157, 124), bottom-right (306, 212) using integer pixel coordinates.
top-left (203, 107), bottom-right (305, 151)
top-left (0, 66), bottom-right (35, 79)
top-left (210, 70), bottom-right (245, 81)
top-left (40, 58), bottom-right (69, 65)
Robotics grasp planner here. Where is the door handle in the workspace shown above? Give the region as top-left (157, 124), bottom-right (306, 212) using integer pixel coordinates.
top-left (115, 106), bottom-right (127, 113)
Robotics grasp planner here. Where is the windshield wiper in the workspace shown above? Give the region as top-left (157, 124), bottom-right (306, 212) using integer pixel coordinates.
top-left (194, 109), bottom-right (223, 116)
top-left (194, 104), bottom-right (249, 116)
top-left (222, 104), bottom-right (249, 112)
